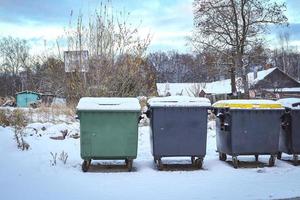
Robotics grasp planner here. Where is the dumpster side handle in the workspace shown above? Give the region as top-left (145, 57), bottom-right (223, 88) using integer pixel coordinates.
top-left (217, 111), bottom-right (230, 132)
top-left (281, 108), bottom-right (291, 131)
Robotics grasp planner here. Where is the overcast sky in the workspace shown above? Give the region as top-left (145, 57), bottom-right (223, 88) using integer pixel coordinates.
top-left (0, 0), bottom-right (299, 54)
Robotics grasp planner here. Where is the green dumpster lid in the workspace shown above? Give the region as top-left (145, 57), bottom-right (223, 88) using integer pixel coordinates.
top-left (77, 97), bottom-right (141, 111)
top-left (148, 96), bottom-right (211, 107)
top-left (212, 99), bottom-right (283, 109)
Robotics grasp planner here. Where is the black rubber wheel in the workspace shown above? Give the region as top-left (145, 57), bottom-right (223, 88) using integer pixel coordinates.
top-left (277, 152), bottom-right (282, 160)
top-left (232, 156), bottom-right (238, 169)
top-left (157, 158), bottom-right (163, 171)
top-left (195, 158), bottom-right (203, 169)
top-left (219, 152), bottom-right (227, 161)
top-left (82, 160), bottom-right (91, 172)
top-left (255, 155), bottom-right (259, 162)
top-left (126, 159), bottom-right (133, 172)
top-left (292, 154), bottom-right (298, 166)
top-left (191, 156), bottom-right (196, 165)
top-left (269, 155), bottom-right (276, 167)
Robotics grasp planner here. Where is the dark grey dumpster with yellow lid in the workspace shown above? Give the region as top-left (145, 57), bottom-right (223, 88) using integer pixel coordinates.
top-left (213, 100), bottom-right (284, 168)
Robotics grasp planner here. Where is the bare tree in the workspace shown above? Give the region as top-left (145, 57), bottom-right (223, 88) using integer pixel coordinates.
top-left (63, 2), bottom-right (153, 101)
top-left (192, 0), bottom-right (288, 97)
top-left (0, 37), bottom-right (30, 95)
top-left (0, 37), bottom-right (29, 75)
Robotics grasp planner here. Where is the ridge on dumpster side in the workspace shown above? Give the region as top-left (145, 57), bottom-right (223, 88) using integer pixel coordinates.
top-left (277, 98), bottom-right (300, 109)
top-left (148, 96), bottom-right (211, 107)
top-left (76, 97), bottom-right (141, 111)
top-left (212, 99), bottom-right (283, 109)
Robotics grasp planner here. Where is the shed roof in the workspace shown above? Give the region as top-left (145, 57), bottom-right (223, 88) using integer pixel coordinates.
top-left (16, 90), bottom-right (41, 95)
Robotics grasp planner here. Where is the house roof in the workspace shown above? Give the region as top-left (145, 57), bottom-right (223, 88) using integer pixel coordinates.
top-left (248, 67), bottom-right (277, 85)
top-left (156, 80), bottom-right (233, 96)
top-left (16, 90), bottom-right (41, 96)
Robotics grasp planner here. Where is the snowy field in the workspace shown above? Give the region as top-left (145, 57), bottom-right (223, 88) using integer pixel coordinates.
top-left (1, 116), bottom-right (300, 200)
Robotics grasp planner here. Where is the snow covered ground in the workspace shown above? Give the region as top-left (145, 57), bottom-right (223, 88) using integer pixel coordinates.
top-left (1, 119), bottom-right (300, 199)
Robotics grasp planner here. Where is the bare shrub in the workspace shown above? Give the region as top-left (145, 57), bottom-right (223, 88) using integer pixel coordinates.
top-left (59, 151), bottom-right (68, 164)
top-left (50, 151), bottom-right (68, 166)
top-left (50, 152), bottom-right (57, 166)
top-left (0, 109), bottom-right (11, 127)
top-left (11, 109), bottom-right (30, 150)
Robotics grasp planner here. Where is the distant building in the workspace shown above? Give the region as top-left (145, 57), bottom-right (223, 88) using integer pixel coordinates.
top-left (156, 67), bottom-right (300, 101)
top-left (248, 67), bottom-right (300, 98)
top-left (16, 91), bottom-right (55, 107)
top-left (16, 91), bottom-right (41, 107)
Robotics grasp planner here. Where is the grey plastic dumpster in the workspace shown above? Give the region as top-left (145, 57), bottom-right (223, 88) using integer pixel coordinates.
top-left (277, 98), bottom-right (300, 166)
top-left (147, 96), bottom-right (211, 170)
top-left (213, 100), bottom-right (284, 168)
top-left (77, 97), bottom-right (141, 172)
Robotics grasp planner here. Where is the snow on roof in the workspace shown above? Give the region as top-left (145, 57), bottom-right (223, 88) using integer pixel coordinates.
top-left (156, 80), bottom-right (232, 96)
top-left (247, 67), bottom-right (276, 85)
top-left (148, 96), bottom-right (211, 107)
top-left (277, 98), bottom-right (300, 109)
top-left (213, 99), bottom-right (283, 109)
top-left (205, 79), bottom-right (232, 94)
top-left (265, 87), bottom-right (300, 93)
top-left (16, 90), bottom-right (41, 95)
top-left (77, 97), bottom-right (141, 111)
top-left (156, 83), bottom-right (193, 96)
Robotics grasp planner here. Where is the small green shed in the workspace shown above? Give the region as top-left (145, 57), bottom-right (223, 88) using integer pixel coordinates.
top-left (16, 91), bottom-right (41, 107)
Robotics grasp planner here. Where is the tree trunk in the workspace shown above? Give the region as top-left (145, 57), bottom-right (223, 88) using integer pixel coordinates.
top-left (241, 61), bottom-right (249, 99)
top-left (242, 73), bottom-right (249, 98)
top-left (230, 66), bottom-right (237, 96)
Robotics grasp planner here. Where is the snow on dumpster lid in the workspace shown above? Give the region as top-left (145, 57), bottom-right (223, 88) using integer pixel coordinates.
top-left (212, 99), bottom-right (283, 109)
top-left (277, 98), bottom-right (300, 109)
top-left (148, 96), bottom-right (211, 107)
top-left (77, 97), bottom-right (141, 111)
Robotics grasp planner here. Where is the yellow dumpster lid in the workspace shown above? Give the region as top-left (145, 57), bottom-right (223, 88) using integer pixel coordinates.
top-left (212, 100), bottom-right (283, 109)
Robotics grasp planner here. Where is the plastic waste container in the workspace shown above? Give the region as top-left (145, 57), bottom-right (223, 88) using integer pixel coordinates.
top-left (277, 98), bottom-right (300, 166)
top-left (147, 96), bottom-right (211, 170)
top-left (213, 100), bottom-right (284, 168)
top-left (77, 97), bottom-right (141, 172)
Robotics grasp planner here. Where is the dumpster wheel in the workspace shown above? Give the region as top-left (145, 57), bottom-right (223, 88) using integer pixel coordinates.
top-left (277, 152), bottom-right (282, 160)
top-left (232, 156), bottom-right (238, 169)
top-left (268, 155), bottom-right (276, 167)
top-left (219, 153), bottom-right (227, 161)
top-left (292, 154), bottom-right (298, 166)
top-left (195, 157), bottom-right (203, 169)
top-left (157, 158), bottom-right (164, 171)
top-left (82, 160), bottom-right (91, 172)
top-left (191, 156), bottom-right (195, 165)
top-left (126, 159), bottom-right (133, 172)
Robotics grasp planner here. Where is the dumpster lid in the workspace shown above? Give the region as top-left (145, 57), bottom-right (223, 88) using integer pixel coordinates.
top-left (277, 98), bottom-right (300, 109)
top-left (77, 97), bottom-right (140, 111)
top-left (148, 96), bottom-right (211, 107)
top-left (212, 99), bottom-right (283, 109)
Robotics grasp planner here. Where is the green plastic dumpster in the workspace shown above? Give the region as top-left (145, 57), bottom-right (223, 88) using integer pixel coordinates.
top-left (77, 97), bottom-right (141, 172)
top-left (277, 98), bottom-right (300, 165)
top-left (213, 100), bottom-right (284, 168)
